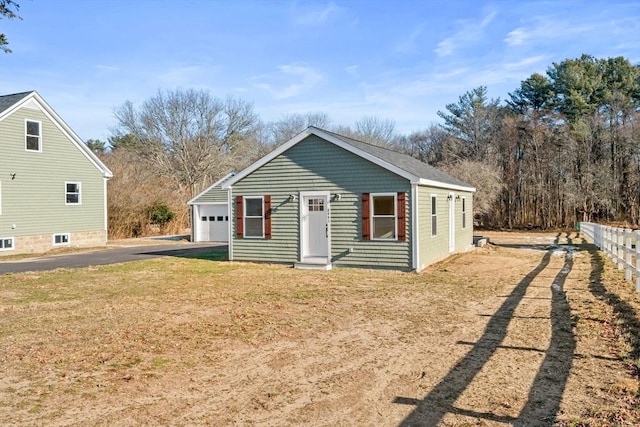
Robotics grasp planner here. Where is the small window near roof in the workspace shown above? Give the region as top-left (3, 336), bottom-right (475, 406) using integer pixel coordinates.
top-left (65, 182), bottom-right (81, 205)
top-left (26, 120), bottom-right (42, 151)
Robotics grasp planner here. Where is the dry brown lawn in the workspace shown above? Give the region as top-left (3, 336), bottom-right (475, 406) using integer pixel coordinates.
top-left (0, 231), bottom-right (638, 426)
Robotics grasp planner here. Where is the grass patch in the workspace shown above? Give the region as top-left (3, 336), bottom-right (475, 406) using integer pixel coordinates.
top-left (1, 231), bottom-right (638, 426)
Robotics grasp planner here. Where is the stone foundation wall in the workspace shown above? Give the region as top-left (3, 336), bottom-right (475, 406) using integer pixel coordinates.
top-left (0, 230), bottom-right (107, 256)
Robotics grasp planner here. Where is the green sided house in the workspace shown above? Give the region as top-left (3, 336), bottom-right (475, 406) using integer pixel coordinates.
top-left (0, 91), bottom-right (113, 255)
top-left (221, 126), bottom-right (475, 271)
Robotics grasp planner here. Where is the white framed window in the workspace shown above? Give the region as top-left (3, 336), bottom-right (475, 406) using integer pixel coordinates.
top-left (431, 195), bottom-right (437, 236)
top-left (53, 233), bottom-right (70, 246)
top-left (371, 193), bottom-right (397, 240)
top-left (0, 237), bottom-right (14, 251)
top-left (462, 197), bottom-right (467, 229)
top-left (25, 120), bottom-right (42, 152)
top-left (244, 196), bottom-right (264, 238)
top-left (65, 182), bottom-right (81, 205)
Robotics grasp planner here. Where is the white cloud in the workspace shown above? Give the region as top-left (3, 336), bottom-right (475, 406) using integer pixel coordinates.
top-left (395, 23), bottom-right (426, 54)
top-left (292, 1), bottom-right (340, 26)
top-left (434, 38), bottom-right (455, 57)
top-left (254, 63), bottom-right (324, 100)
top-left (480, 10), bottom-right (497, 28)
top-left (504, 27), bottom-right (527, 46)
top-left (95, 64), bottom-right (119, 72)
top-left (345, 65), bottom-right (359, 77)
top-left (434, 68), bottom-right (470, 80)
top-left (505, 18), bottom-right (595, 47)
top-left (434, 8), bottom-right (497, 57)
top-left (504, 55), bottom-right (546, 70)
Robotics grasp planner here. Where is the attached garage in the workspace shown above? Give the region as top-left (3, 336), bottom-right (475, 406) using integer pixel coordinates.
top-left (188, 173), bottom-right (235, 243)
top-left (194, 204), bottom-right (229, 242)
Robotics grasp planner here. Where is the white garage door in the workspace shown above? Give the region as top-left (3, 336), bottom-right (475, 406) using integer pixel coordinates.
top-left (197, 204), bottom-right (229, 242)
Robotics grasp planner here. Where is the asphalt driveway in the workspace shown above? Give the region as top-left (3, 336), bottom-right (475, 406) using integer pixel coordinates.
top-left (0, 242), bottom-right (227, 274)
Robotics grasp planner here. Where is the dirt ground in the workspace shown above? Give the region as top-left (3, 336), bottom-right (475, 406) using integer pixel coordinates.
top-left (0, 231), bottom-right (638, 426)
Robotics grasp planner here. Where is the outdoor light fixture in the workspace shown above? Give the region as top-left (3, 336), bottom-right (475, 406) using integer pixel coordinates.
top-left (455, 195), bottom-right (461, 201)
top-left (288, 194), bottom-right (297, 201)
top-left (333, 193), bottom-right (341, 201)
top-left (10, 173), bottom-right (16, 180)
top-left (447, 194), bottom-right (453, 201)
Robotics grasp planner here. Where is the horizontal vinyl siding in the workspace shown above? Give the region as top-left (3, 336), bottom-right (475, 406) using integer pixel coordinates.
top-left (417, 186), bottom-right (475, 269)
top-left (232, 135), bottom-right (412, 269)
top-left (192, 186), bottom-right (228, 203)
top-left (0, 108), bottom-right (105, 238)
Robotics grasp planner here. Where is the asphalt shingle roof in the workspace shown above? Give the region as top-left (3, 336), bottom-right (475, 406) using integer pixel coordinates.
top-left (0, 91), bottom-right (34, 115)
top-left (314, 127), bottom-right (474, 189)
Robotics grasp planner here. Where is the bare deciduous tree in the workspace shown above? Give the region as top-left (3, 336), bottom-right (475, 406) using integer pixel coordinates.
top-left (266, 112), bottom-right (330, 146)
top-left (113, 89), bottom-right (260, 196)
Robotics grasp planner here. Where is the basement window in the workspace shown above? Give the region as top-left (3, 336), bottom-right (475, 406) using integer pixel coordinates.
top-left (53, 233), bottom-right (70, 246)
top-left (0, 237), bottom-right (14, 251)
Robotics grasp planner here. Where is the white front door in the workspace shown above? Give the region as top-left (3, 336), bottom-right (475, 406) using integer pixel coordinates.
top-left (448, 193), bottom-right (455, 252)
top-left (301, 193), bottom-right (330, 259)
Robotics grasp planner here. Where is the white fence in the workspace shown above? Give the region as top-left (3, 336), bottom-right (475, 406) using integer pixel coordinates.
top-left (580, 222), bottom-right (640, 292)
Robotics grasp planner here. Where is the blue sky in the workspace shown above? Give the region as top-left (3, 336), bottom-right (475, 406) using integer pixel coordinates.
top-left (2, 0), bottom-right (639, 141)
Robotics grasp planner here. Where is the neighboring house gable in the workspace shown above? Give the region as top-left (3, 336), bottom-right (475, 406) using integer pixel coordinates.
top-left (0, 91), bottom-right (113, 255)
top-left (220, 127), bottom-right (475, 271)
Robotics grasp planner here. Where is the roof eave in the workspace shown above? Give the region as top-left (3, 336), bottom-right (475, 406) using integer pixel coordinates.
top-left (188, 171), bottom-right (236, 205)
top-left (417, 178), bottom-right (476, 192)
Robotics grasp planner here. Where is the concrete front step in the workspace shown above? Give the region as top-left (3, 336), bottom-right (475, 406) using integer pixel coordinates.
top-left (294, 258), bottom-right (332, 270)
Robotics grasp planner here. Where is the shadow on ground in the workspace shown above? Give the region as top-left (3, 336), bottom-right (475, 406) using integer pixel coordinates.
top-left (140, 247), bottom-right (228, 261)
top-left (587, 246), bottom-right (640, 378)
top-left (395, 233), bottom-right (579, 426)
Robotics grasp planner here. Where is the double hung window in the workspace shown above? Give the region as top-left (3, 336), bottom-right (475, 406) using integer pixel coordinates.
top-left (244, 197), bottom-right (264, 238)
top-left (26, 120), bottom-right (41, 151)
top-left (66, 182), bottom-right (81, 205)
top-left (371, 194), bottom-right (396, 240)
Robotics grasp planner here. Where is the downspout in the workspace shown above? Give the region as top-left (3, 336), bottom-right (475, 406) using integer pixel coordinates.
top-left (227, 187), bottom-right (233, 260)
top-left (412, 183), bottom-right (419, 271)
top-left (103, 177), bottom-right (109, 243)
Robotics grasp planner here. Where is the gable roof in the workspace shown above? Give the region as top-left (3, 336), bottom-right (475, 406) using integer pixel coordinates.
top-left (0, 91), bottom-right (113, 179)
top-left (187, 171), bottom-right (235, 205)
top-left (0, 91), bottom-right (33, 114)
top-left (224, 126), bottom-right (475, 192)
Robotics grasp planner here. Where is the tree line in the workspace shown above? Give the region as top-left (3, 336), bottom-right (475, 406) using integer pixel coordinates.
top-left (90, 54), bottom-right (639, 238)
